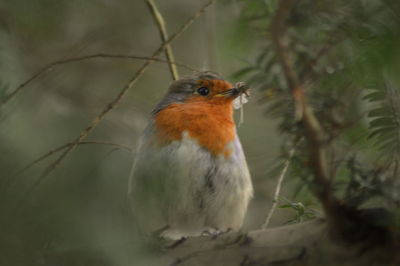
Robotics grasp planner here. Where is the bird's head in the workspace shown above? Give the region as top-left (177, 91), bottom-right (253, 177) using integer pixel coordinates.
top-left (152, 72), bottom-right (249, 155)
top-left (153, 72), bottom-right (247, 114)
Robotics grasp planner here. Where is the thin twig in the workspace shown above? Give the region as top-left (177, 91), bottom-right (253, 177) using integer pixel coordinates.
top-left (1, 141), bottom-right (131, 196)
top-left (15, 141), bottom-right (131, 177)
top-left (1, 54), bottom-right (196, 107)
top-left (146, 0), bottom-right (179, 80)
top-left (298, 21), bottom-right (348, 87)
top-left (262, 146), bottom-right (296, 229)
top-left (270, 0), bottom-right (344, 233)
top-left (25, 0), bottom-right (214, 196)
top-left (299, 36), bottom-right (342, 84)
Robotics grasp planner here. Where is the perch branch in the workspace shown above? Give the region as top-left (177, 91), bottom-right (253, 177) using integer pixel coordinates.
top-left (146, 0), bottom-right (179, 80)
top-left (270, 0), bottom-right (344, 234)
top-left (1, 54), bottom-right (196, 107)
top-left (24, 0), bottom-right (214, 196)
top-left (262, 145), bottom-right (296, 229)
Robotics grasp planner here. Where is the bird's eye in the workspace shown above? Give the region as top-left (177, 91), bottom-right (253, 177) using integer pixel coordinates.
top-left (197, 87), bottom-right (209, 96)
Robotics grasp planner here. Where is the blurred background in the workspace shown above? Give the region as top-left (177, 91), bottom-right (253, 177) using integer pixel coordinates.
top-left (0, 1), bottom-right (288, 265)
top-left (1, 0), bottom-right (400, 265)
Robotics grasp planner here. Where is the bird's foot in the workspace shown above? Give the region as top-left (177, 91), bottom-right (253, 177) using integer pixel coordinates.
top-left (201, 227), bottom-right (232, 239)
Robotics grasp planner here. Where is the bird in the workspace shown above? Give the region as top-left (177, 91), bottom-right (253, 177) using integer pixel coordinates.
top-left (128, 72), bottom-right (253, 240)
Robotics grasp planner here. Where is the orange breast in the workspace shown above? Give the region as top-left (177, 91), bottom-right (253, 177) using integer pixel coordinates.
top-left (154, 98), bottom-right (236, 157)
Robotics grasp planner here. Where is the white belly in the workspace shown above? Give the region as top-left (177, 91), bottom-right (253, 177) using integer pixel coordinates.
top-left (128, 131), bottom-right (253, 239)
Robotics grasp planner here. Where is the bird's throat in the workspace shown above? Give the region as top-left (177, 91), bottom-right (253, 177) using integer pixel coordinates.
top-left (154, 101), bottom-right (236, 157)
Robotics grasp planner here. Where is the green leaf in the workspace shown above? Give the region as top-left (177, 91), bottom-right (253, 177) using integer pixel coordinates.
top-left (363, 91), bottom-right (385, 101)
top-left (368, 107), bottom-right (393, 118)
top-left (278, 204), bottom-right (293, 209)
top-left (368, 126), bottom-right (397, 139)
top-left (369, 117), bottom-right (394, 128)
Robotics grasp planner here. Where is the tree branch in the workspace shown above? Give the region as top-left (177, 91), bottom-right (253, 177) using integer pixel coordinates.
top-left (269, 0), bottom-right (345, 235)
top-left (156, 219), bottom-right (392, 266)
top-left (146, 0), bottom-right (179, 80)
top-left (23, 0), bottom-right (214, 197)
top-left (269, 0), bottom-right (303, 121)
top-left (298, 21), bottom-right (348, 87)
top-left (0, 54), bottom-right (196, 107)
top-left (1, 141), bottom-right (131, 197)
top-left (262, 145), bottom-right (296, 229)
top-left (14, 141), bottom-right (131, 176)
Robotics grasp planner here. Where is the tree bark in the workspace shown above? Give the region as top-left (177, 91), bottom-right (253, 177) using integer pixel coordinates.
top-left (141, 219), bottom-right (395, 266)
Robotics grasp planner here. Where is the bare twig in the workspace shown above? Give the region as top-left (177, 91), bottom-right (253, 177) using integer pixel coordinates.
top-left (15, 141), bottom-right (131, 177)
top-left (299, 36), bottom-right (342, 84)
top-left (0, 54), bottom-right (196, 107)
top-left (24, 0), bottom-right (214, 196)
top-left (1, 141), bottom-right (131, 197)
top-left (298, 21), bottom-right (348, 87)
top-left (262, 146), bottom-right (296, 229)
top-left (146, 0), bottom-right (179, 80)
top-left (270, 0), bottom-right (345, 234)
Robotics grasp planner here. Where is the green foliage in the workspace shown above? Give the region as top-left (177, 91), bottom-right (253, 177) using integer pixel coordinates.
top-left (342, 157), bottom-right (391, 206)
top-left (1, 0), bottom-right (400, 264)
top-left (233, 0), bottom-right (400, 218)
top-left (365, 82), bottom-right (400, 167)
top-left (279, 198), bottom-right (316, 224)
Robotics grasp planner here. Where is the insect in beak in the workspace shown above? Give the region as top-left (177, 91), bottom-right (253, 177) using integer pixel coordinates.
top-left (215, 82), bottom-right (250, 98)
top-left (235, 82), bottom-right (250, 97)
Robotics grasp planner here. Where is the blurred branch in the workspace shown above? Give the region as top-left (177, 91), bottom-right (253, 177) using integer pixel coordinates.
top-left (270, 0), bottom-right (345, 235)
top-left (1, 54), bottom-right (196, 107)
top-left (12, 141), bottom-right (131, 177)
top-left (25, 0), bottom-right (214, 197)
top-left (2, 141), bottom-right (131, 197)
top-left (299, 35), bottom-right (343, 84)
top-left (269, 0), bottom-right (302, 121)
top-left (270, 1), bottom-right (299, 90)
top-left (146, 0), bottom-right (179, 80)
top-left (262, 145), bottom-right (296, 229)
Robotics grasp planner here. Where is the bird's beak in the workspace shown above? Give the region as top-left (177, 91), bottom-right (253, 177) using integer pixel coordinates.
top-left (215, 88), bottom-right (240, 98)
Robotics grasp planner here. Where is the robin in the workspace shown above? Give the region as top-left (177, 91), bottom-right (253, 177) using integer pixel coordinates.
top-left (128, 72), bottom-right (253, 239)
